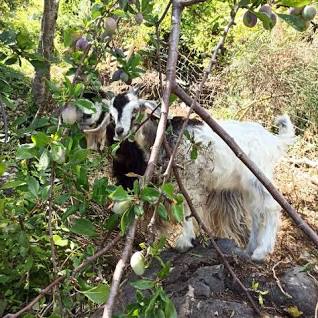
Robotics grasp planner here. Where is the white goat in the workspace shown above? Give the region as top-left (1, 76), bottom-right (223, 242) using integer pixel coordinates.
top-left (82, 90), bottom-right (295, 261)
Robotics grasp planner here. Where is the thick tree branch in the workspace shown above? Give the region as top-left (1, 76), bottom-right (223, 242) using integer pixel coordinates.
top-left (163, 139), bottom-right (262, 316)
top-left (164, 4), bottom-right (239, 177)
top-left (4, 234), bottom-right (121, 318)
top-left (103, 220), bottom-right (137, 318)
top-left (173, 84), bottom-right (318, 247)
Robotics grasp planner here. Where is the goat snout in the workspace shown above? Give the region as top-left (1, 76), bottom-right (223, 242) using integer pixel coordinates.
top-left (115, 127), bottom-right (124, 136)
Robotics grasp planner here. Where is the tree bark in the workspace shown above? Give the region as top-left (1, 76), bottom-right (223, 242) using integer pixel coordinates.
top-left (32, 0), bottom-right (59, 112)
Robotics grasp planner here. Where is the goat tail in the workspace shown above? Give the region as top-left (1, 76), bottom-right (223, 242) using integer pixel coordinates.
top-left (205, 190), bottom-right (250, 247)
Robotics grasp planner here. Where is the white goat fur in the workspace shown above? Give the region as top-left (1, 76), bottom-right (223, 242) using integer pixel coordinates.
top-left (109, 92), bottom-right (295, 261)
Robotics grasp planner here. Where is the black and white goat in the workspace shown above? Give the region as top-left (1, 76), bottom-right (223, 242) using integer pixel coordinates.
top-left (63, 91), bottom-right (149, 190)
top-left (70, 90), bottom-right (295, 261)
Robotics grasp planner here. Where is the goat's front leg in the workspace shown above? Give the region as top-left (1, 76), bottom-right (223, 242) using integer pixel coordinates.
top-left (175, 205), bottom-right (196, 252)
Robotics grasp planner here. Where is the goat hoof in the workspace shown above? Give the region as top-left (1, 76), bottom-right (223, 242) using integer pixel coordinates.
top-left (251, 249), bottom-right (267, 263)
top-left (175, 235), bottom-right (194, 252)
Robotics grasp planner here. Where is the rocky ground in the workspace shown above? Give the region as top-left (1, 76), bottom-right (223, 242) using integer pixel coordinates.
top-left (91, 239), bottom-right (317, 317)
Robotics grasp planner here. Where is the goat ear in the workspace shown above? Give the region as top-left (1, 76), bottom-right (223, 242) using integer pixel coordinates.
top-left (128, 86), bottom-right (139, 96)
top-left (83, 113), bottom-right (111, 133)
top-left (140, 100), bottom-right (161, 118)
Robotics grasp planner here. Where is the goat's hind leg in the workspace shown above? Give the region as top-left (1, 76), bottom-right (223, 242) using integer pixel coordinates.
top-left (246, 183), bottom-right (280, 261)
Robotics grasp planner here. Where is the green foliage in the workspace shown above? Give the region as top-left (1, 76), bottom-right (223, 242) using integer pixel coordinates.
top-left (1, 0), bottom-right (317, 316)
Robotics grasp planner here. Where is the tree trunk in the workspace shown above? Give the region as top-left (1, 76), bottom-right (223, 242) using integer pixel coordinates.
top-left (32, 0), bottom-right (59, 112)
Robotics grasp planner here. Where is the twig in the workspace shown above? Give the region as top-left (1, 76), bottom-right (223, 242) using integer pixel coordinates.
top-left (103, 220), bottom-right (137, 318)
top-left (47, 163), bottom-right (63, 315)
top-left (163, 139), bottom-right (262, 316)
top-left (315, 299), bottom-right (318, 318)
top-left (164, 3), bottom-right (239, 177)
top-left (0, 98), bottom-right (8, 143)
top-left (234, 93), bottom-right (293, 120)
top-left (155, 0), bottom-right (172, 94)
top-left (180, 0), bottom-right (208, 6)
top-left (173, 84), bottom-right (318, 247)
top-left (287, 157), bottom-right (318, 169)
top-left (272, 261), bottom-right (293, 299)
top-left (4, 234), bottom-right (121, 318)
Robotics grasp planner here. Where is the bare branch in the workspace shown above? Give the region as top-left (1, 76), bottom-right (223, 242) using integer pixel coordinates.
top-left (173, 84), bottom-right (318, 247)
top-left (143, 1), bottom-right (183, 182)
top-left (103, 220), bottom-right (137, 318)
top-left (47, 164), bottom-right (63, 315)
top-left (179, 0), bottom-right (208, 6)
top-left (163, 138), bottom-right (262, 316)
top-left (4, 234), bottom-right (121, 318)
top-left (157, 0), bottom-right (172, 25)
top-left (272, 261), bottom-right (293, 299)
top-left (164, 3), bottom-right (239, 177)
top-left (0, 99), bottom-right (8, 143)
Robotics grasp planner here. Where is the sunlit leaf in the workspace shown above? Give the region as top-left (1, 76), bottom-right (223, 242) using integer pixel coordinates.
top-left (81, 284), bottom-right (110, 304)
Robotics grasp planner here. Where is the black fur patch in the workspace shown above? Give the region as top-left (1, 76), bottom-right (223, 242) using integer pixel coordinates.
top-left (106, 123), bottom-right (147, 190)
top-left (170, 116), bottom-right (203, 131)
top-left (113, 93), bottom-right (130, 121)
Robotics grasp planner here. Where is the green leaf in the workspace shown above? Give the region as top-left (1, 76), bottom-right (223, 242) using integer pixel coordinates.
top-left (81, 284), bottom-right (110, 305)
top-left (104, 213), bottom-right (119, 231)
top-left (134, 204), bottom-right (144, 216)
top-left (109, 186), bottom-right (130, 201)
top-left (70, 219), bottom-right (96, 237)
top-left (133, 180), bottom-right (140, 195)
top-left (190, 146), bottom-right (198, 160)
top-left (171, 203), bottom-right (184, 223)
top-left (164, 298), bottom-right (177, 318)
top-left (62, 205), bottom-right (78, 221)
top-left (31, 132), bottom-right (50, 148)
top-left (277, 0), bottom-right (310, 6)
top-left (120, 208), bottom-right (134, 235)
top-left (5, 56), bottom-right (18, 65)
top-left (51, 143), bottom-right (66, 164)
top-left (75, 99), bottom-right (96, 114)
top-left (161, 183), bottom-right (174, 200)
top-left (26, 176), bottom-right (40, 198)
top-left (253, 11), bottom-right (274, 30)
top-left (63, 28), bottom-right (75, 47)
top-left (53, 234), bottom-right (68, 247)
top-left (92, 178), bottom-right (109, 205)
top-left (69, 148), bottom-right (87, 163)
top-left (157, 203), bottom-right (168, 221)
top-left (1, 179), bottom-right (26, 189)
top-left (130, 279), bottom-right (155, 290)
top-left (277, 13), bottom-right (308, 32)
top-left (16, 144), bottom-right (35, 160)
top-left (0, 199), bottom-right (5, 213)
top-left (140, 186), bottom-right (160, 203)
top-left (287, 305), bottom-right (303, 317)
top-left (37, 150), bottom-right (50, 171)
top-left (76, 166), bottom-right (89, 189)
top-left (0, 162), bottom-right (6, 177)
top-left (74, 83), bottom-right (85, 98)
